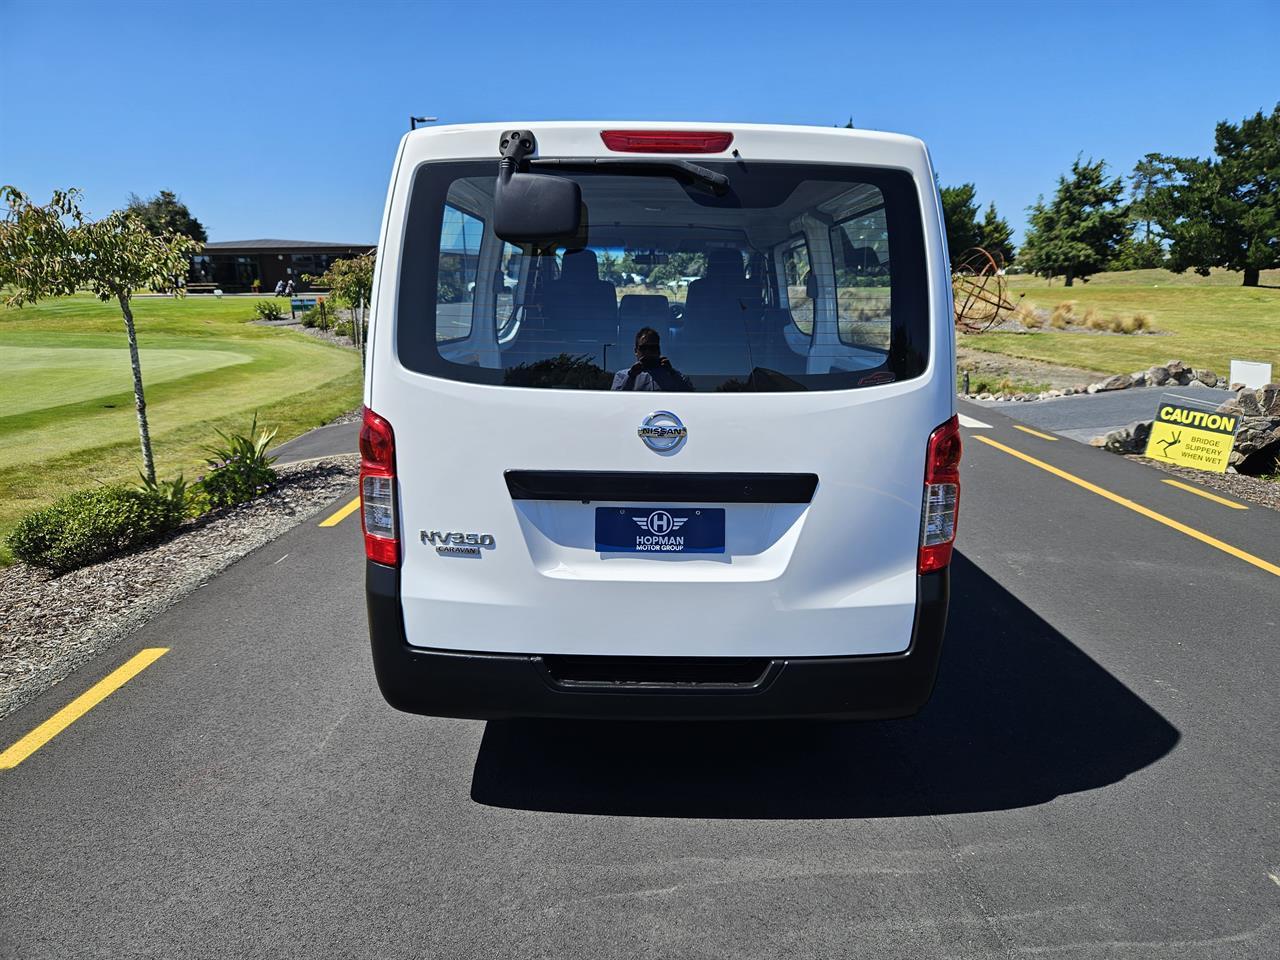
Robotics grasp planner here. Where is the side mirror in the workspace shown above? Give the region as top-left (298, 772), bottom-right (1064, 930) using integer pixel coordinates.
top-left (494, 171), bottom-right (582, 246)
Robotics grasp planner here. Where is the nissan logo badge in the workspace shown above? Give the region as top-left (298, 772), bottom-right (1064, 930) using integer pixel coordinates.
top-left (638, 410), bottom-right (687, 452)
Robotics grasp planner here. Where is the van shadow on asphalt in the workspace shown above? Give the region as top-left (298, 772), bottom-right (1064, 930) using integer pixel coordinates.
top-left (469, 553), bottom-right (1180, 819)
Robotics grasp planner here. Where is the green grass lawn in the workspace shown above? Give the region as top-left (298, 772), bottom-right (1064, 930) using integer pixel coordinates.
top-left (960, 268), bottom-right (1280, 377)
top-left (0, 294), bottom-right (363, 563)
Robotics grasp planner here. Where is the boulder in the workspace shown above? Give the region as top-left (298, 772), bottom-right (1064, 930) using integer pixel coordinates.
top-left (977, 392), bottom-right (992, 401)
top-left (1229, 415), bottom-right (1280, 471)
top-left (1130, 371), bottom-right (1149, 387)
top-left (1232, 417), bottom-right (1280, 455)
top-left (1147, 365), bottom-right (1171, 386)
top-left (1258, 383), bottom-right (1280, 417)
top-left (1173, 369), bottom-right (1193, 385)
top-left (1231, 391), bottom-right (1263, 417)
top-left (1166, 360), bottom-right (1188, 376)
top-left (1087, 383), bottom-right (1101, 394)
top-left (1097, 374), bottom-right (1134, 392)
top-left (1101, 420), bottom-right (1153, 454)
top-left (1193, 369), bottom-right (1218, 387)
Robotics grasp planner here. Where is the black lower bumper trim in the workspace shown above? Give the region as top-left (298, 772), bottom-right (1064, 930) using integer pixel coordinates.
top-left (366, 562), bottom-right (949, 721)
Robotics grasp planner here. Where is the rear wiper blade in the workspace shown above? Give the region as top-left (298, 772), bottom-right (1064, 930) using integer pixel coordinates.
top-left (529, 157), bottom-right (729, 196)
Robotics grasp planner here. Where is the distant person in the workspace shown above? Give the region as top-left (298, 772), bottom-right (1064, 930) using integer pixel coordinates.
top-left (274, 280), bottom-right (285, 297)
top-left (284, 279), bottom-right (295, 296)
top-left (612, 327), bottom-right (694, 391)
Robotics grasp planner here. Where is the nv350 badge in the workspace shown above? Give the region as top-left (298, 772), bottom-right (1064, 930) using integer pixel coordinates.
top-left (421, 530), bottom-right (495, 557)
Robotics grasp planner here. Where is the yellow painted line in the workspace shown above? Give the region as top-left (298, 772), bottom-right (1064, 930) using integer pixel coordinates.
top-left (1161, 479), bottom-right (1248, 510)
top-left (319, 496), bottom-right (361, 527)
top-left (1012, 424), bottom-right (1059, 442)
top-left (0, 648), bottom-right (169, 770)
top-left (973, 435), bottom-right (1280, 578)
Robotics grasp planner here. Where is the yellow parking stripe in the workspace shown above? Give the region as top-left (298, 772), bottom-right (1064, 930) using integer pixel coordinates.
top-left (973, 436), bottom-right (1280, 578)
top-left (1012, 424), bottom-right (1059, 442)
top-left (319, 496), bottom-right (361, 527)
top-left (0, 648), bottom-right (169, 770)
top-left (1161, 479), bottom-right (1248, 510)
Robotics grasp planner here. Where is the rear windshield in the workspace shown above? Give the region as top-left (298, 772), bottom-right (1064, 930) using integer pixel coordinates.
top-left (397, 160), bottom-right (928, 391)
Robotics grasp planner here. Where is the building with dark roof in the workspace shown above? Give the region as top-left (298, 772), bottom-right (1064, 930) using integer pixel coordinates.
top-left (188, 239), bottom-right (375, 293)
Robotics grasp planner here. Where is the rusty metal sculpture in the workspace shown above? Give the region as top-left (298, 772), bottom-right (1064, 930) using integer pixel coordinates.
top-left (952, 247), bottom-right (1015, 333)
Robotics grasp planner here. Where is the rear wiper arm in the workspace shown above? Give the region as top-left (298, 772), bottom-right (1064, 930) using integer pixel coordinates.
top-left (529, 157), bottom-right (729, 196)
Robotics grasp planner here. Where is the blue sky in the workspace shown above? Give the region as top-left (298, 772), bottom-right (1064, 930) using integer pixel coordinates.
top-left (2, 0), bottom-right (1275, 245)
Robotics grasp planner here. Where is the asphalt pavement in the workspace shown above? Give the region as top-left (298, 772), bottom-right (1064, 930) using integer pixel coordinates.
top-left (271, 420), bottom-right (360, 465)
top-left (969, 382), bottom-right (1229, 442)
top-left (2, 401), bottom-right (1278, 959)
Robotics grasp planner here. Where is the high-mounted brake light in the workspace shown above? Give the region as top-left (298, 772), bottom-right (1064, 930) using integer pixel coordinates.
top-left (600, 130), bottom-right (734, 154)
top-left (359, 406), bottom-right (398, 566)
top-left (918, 415), bottom-right (962, 574)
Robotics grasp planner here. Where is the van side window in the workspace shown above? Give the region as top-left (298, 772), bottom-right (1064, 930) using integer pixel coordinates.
top-left (830, 204), bottom-right (892, 350)
top-left (436, 204), bottom-right (483, 342)
top-left (778, 239), bottom-right (814, 336)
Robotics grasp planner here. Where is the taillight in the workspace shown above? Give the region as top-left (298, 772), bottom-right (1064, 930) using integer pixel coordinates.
top-left (359, 406), bottom-right (397, 566)
top-left (919, 415), bottom-right (962, 573)
top-left (600, 130), bottom-right (733, 154)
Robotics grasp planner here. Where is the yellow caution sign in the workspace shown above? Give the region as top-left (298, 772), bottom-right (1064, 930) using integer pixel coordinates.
top-left (1144, 399), bottom-right (1238, 472)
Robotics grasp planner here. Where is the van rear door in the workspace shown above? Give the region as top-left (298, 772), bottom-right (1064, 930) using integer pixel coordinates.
top-left (368, 123), bottom-right (953, 659)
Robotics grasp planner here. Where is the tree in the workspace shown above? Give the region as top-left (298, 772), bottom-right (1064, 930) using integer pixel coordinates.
top-left (1107, 155), bottom-right (1170, 271)
top-left (0, 186), bottom-right (200, 482)
top-left (977, 202), bottom-right (1016, 265)
top-left (1021, 158), bottom-right (1128, 286)
top-left (939, 183), bottom-right (981, 268)
top-left (126, 189), bottom-right (207, 243)
top-left (1148, 104), bottom-right (1279, 286)
top-left (307, 251), bottom-right (375, 353)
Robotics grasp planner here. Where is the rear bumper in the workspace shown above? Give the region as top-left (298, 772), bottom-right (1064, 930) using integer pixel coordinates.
top-left (366, 561), bottom-right (949, 720)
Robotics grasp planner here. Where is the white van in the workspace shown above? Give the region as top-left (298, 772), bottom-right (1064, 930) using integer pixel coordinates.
top-left (362, 122), bottom-right (959, 720)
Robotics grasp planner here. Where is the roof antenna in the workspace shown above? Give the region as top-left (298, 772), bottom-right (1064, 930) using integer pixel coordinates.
top-left (410, 115), bottom-right (438, 131)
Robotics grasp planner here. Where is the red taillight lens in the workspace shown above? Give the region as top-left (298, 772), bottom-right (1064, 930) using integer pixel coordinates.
top-left (359, 406), bottom-right (398, 566)
top-left (600, 130), bottom-right (733, 154)
top-left (919, 415), bottom-right (962, 573)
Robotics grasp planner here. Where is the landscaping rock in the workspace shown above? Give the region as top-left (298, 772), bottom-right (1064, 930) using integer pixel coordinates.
top-left (1224, 390), bottom-right (1263, 417)
top-left (1259, 383), bottom-right (1280, 417)
top-left (1166, 360), bottom-right (1189, 377)
top-left (1101, 420), bottom-right (1153, 454)
top-left (1147, 365), bottom-right (1171, 386)
top-left (1193, 369), bottom-right (1218, 387)
top-left (1097, 374), bottom-right (1134, 392)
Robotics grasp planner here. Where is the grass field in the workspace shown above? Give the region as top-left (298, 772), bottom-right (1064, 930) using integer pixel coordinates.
top-left (0, 294), bottom-right (363, 563)
top-left (961, 268), bottom-right (1280, 377)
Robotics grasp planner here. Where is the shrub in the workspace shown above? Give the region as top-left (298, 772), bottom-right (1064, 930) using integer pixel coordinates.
top-left (254, 299), bottom-right (286, 321)
top-left (302, 299), bottom-right (332, 330)
top-left (137, 471), bottom-right (199, 518)
top-left (7, 486), bottom-right (183, 572)
top-left (1084, 308), bottom-right (1110, 331)
top-left (1124, 312), bottom-right (1153, 333)
top-left (1013, 300), bottom-right (1042, 329)
top-left (1049, 301), bottom-right (1078, 326)
top-left (198, 415), bottom-right (279, 509)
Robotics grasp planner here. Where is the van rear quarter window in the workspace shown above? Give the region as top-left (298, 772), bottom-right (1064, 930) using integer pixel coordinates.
top-left (397, 161), bottom-right (928, 392)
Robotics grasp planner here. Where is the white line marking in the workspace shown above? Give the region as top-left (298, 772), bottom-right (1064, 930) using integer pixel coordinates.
top-left (273, 554), bottom-right (290, 565)
top-left (957, 414), bottom-right (992, 429)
